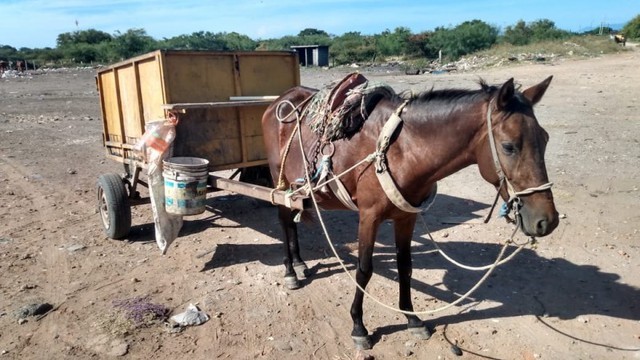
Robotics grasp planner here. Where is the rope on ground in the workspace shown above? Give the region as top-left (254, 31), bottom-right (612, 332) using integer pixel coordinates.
top-left (292, 112), bottom-right (532, 316)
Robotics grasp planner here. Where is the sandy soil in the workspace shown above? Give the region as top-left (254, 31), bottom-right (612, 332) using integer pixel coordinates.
top-left (0, 46), bottom-right (639, 360)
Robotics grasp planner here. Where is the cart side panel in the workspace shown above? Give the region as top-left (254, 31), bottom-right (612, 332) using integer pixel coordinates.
top-left (164, 54), bottom-right (236, 103)
top-left (98, 70), bottom-right (125, 157)
top-left (116, 65), bottom-right (144, 144)
top-left (237, 54), bottom-right (300, 96)
top-left (173, 108), bottom-right (243, 167)
top-left (137, 57), bottom-right (166, 127)
top-left (239, 106), bottom-right (270, 162)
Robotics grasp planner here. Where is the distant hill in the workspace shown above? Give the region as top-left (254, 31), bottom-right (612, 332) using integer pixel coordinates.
top-left (578, 22), bottom-right (625, 33)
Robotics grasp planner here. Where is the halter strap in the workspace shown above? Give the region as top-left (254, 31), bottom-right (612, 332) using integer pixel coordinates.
top-left (484, 98), bottom-right (553, 221)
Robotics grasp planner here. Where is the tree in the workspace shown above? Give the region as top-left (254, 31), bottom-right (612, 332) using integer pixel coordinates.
top-left (621, 14), bottom-right (640, 39)
top-left (66, 43), bottom-right (100, 63)
top-left (426, 20), bottom-right (498, 60)
top-left (0, 45), bottom-right (19, 61)
top-left (529, 19), bottom-right (569, 42)
top-left (111, 29), bottom-right (156, 60)
top-left (502, 19), bottom-right (570, 45)
top-left (375, 27), bottom-right (412, 57)
top-left (56, 29), bottom-right (112, 48)
top-left (503, 20), bottom-right (532, 45)
top-left (406, 32), bottom-right (430, 57)
top-left (159, 32), bottom-right (226, 50)
top-left (331, 32), bottom-right (375, 65)
top-left (298, 28), bottom-right (329, 37)
top-left (221, 32), bottom-right (257, 50)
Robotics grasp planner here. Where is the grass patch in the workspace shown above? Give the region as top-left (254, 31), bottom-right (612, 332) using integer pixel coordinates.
top-left (402, 35), bottom-right (629, 72)
top-left (479, 35), bottom-right (627, 59)
top-left (94, 296), bottom-right (170, 337)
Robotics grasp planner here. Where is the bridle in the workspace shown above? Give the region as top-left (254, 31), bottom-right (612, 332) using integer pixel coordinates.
top-left (484, 98), bottom-right (553, 225)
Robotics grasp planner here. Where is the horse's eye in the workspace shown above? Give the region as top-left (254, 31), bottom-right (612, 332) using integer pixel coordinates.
top-left (502, 143), bottom-right (516, 155)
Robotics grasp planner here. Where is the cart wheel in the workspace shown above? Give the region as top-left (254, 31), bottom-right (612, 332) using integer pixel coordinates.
top-left (97, 173), bottom-right (132, 239)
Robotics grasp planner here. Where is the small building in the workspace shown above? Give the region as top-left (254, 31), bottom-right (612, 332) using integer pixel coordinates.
top-left (290, 45), bottom-right (329, 67)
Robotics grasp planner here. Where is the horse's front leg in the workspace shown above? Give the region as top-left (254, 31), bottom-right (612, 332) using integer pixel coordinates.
top-left (395, 214), bottom-right (431, 339)
top-left (350, 211), bottom-right (381, 350)
top-left (278, 206), bottom-right (305, 289)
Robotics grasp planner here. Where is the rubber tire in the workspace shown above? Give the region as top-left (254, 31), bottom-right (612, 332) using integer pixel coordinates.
top-left (97, 173), bottom-right (131, 239)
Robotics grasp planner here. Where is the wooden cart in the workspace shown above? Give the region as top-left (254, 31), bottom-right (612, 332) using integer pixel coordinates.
top-left (96, 50), bottom-right (306, 239)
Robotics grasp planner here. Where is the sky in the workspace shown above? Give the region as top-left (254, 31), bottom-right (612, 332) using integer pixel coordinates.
top-left (0, 0), bottom-right (638, 49)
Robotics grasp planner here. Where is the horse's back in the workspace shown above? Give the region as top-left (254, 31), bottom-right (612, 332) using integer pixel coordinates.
top-left (261, 86), bottom-right (318, 175)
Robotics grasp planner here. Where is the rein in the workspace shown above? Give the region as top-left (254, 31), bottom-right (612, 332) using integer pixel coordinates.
top-left (272, 96), bottom-right (539, 317)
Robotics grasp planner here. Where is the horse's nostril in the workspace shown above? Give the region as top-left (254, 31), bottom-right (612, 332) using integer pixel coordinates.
top-left (536, 219), bottom-right (548, 235)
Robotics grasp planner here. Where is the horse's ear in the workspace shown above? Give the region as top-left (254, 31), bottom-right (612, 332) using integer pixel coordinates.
top-left (496, 78), bottom-right (515, 110)
top-left (522, 75), bottom-right (553, 106)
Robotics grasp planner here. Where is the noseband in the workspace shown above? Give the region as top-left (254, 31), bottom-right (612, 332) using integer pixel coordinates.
top-left (484, 99), bottom-right (553, 223)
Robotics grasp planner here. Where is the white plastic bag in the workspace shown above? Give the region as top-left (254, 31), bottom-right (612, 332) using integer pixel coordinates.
top-left (135, 117), bottom-right (183, 254)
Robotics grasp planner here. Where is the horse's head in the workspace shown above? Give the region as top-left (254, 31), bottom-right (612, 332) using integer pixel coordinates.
top-left (476, 77), bottom-right (559, 237)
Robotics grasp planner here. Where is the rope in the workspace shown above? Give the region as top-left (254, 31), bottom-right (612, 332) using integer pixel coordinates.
top-left (286, 153), bottom-right (376, 199)
top-left (273, 98), bottom-right (311, 192)
top-left (275, 122), bottom-right (299, 191)
top-left (287, 109), bottom-right (530, 317)
top-left (417, 212), bottom-right (529, 271)
top-left (511, 182), bottom-right (553, 199)
top-left (485, 98), bottom-right (554, 205)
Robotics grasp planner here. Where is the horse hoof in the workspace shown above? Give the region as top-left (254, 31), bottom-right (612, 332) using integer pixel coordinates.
top-left (352, 335), bottom-right (372, 350)
top-left (293, 263), bottom-right (309, 279)
top-left (408, 324), bottom-right (431, 340)
top-left (284, 275), bottom-right (300, 290)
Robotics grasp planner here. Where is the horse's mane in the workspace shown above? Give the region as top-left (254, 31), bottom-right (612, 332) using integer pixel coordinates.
top-left (403, 78), bottom-right (499, 105)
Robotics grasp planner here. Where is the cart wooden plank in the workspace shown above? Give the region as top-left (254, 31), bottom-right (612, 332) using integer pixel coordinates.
top-left (97, 50), bottom-right (300, 171)
top-left (208, 175), bottom-right (307, 210)
top-left (161, 100), bottom-right (273, 110)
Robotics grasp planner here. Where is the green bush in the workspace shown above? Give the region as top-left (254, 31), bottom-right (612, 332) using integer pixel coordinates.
top-left (503, 19), bottom-right (571, 45)
top-left (621, 14), bottom-right (640, 39)
top-left (331, 32), bottom-right (376, 65)
top-left (426, 20), bottom-right (498, 60)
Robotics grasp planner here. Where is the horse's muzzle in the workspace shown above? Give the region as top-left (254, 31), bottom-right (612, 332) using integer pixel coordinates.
top-left (520, 208), bottom-right (559, 237)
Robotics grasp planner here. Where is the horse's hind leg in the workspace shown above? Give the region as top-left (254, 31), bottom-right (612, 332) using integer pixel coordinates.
top-left (278, 206), bottom-right (307, 289)
top-left (395, 215), bottom-right (431, 339)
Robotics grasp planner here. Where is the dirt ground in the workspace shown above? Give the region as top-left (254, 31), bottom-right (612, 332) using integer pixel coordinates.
top-left (0, 46), bottom-right (639, 360)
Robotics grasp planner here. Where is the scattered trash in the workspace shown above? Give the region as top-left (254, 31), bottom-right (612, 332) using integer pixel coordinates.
top-left (66, 244), bottom-right (86, 252)
top-left (170, 303), bottom-right (209, 327)
top-left (112, 296), bottom-right (169, 325)
top-left (16, 303), bottom-right (53, 318)
top-left (451, 343), bottom-right (463, 356)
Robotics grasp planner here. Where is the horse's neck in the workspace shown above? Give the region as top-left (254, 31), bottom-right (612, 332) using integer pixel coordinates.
top-left (400, 100), bottom-right (485, 183)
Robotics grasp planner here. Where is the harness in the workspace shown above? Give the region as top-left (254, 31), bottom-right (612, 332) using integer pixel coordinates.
top-left (275, 92), bottom-right (553, 226)
top-left (271, 92), bottom-right (556, 317)
top-left (482, 99), bottom-right (553, 224)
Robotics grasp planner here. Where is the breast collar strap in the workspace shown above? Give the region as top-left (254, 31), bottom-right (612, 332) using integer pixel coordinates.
top-left (374, 101), bottom-right (423, 213)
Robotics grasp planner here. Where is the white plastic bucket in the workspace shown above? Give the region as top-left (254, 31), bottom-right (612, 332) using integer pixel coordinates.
top-left (163, 157), bottom-right (209, 215)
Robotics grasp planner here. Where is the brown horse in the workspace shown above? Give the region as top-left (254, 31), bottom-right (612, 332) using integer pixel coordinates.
top-left (261, 76), bottom-right (559, 349)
